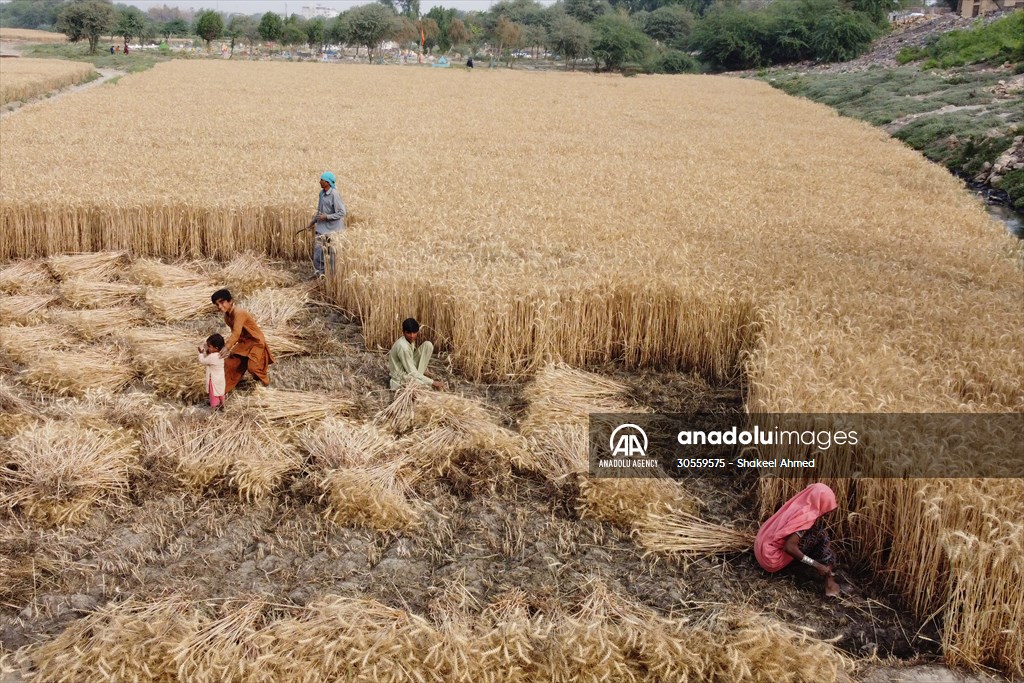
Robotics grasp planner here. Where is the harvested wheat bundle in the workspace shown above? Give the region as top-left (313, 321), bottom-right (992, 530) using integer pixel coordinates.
top-left (27, 596), bottom-right (202, 683)
top-left (127, 328), bottom-right (206, 400)
top-left (52, 307), bottom-right (146, 340)
top-left (19, 345), bottom-right (134, 397)
top-left (301, 417), bottom-right (394, 470)
top-left (374, 380), bottom-right (430, 432)
top-left (321, 458), bottom-right (420, 531)
top-left (637, 507), bottom-right (755, 558)
top-left (145, 412), bottom-right (299, 501)
top-left (43, 390), bottom-right (158, 431)
top-left (520, 363), bottom-right (644, 437)
top-left (578, 477), bottom-right (700, 530)
top-left (303, 418), bottom-right (418, 530)
top-left (0, 379), bottom-right (41, 436)
top-left (247, 386), bottom-right (356, 430)
top-left (523, 423), bottom-right (588, 480)
top-left (59, 279), bottom-right (144, 309)
top-left (263, 327), bottom-right (310, 358)
top-left (241, 286), bottom-right (309, 328)
top-left (219, 253), bottom-right (298, 294)
top-left (170, 598), bottom-right (274, 683)
top-left (47, 252), bottom-right (126, 282)
top-left (0, 294), bottom-right (55, 324)
top-left (0, 259), bottom-right (53, 294)
top-left (127, 258), bottom-right (210, 288)
top-left (145, 284), bottom-right (217, 322)
top-left (0, 324), bottom-right (72, 363)
top-left (0, 421), bottom-right (138, 525)
top-left (376, 383), bottom-right (505, 434)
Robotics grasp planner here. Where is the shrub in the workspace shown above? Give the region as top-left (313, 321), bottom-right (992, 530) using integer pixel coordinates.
top-left (649, 48), bottom-right (699, 73)
top-left (810, 10), bottom-right (876, 63)
top-left (690, 6), bottom-right (767, 70)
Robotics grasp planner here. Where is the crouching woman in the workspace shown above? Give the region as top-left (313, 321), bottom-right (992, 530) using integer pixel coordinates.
top-left (754, 483), bottom-right (842, 597)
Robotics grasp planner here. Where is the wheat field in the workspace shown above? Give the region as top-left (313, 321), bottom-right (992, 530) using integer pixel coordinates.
top-left (0, 28), bottom-right (68, 44)
top-left (0, 58), bottom-right (95, 106)
top-left (1, 60), bottom-right (1022, 676)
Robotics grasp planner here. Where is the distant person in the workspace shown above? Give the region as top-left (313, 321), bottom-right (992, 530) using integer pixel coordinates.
top-left (211, 289), bottom-right (274, 393)
top-left (754, 483), bottom-right (842, 597)
top-left (466, 56), bottom-right (473, 69)
top-left (123, 42), bottom-right (129, 55)
top-left (110, 45), bottom-right (115, 55)
top-left (306, 171), bottom-right (346, 277)
top-left (115, 44), bottom-right (121, 54)
top-left (388, 318), bottom-right (444, 391)
top-left (198, 333), bottom-right (227, 411)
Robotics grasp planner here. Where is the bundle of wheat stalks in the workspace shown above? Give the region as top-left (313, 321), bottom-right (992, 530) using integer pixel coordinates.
top-left (59, 279), bottom-right (144, 309)
top-left (0, 259), bottom-right (53, 294)
top-left (20, 587), bottom-right (854, 683)
top-left (47, 252), bottom-right (126, 282)
top-left (378, 383), bottom-right (529, 489)
top-left (0, 421), bottom-right (138, 525)
top-left (145, 412), bottom-right (299, 502)
top-left (53, 307), bottom-right (146, 341)
top-left (220, 253), bottom-right (298, 294)
top-left (126, 327), bottom-right (207, 400)
top-left (636, 507), bottom-right (756, 558)
top-left (20, 345), bottom-right (134, 397)
top-left (144, 284), bottom-right (217, 322)
top-left (246, 387), bottom-right (356, 430)
top-left (0, 293), bottom-right (54, 324)
top-left (126, 258), bottom-right (210, 288)
top-left (304, 418), bottom-right (419, 532)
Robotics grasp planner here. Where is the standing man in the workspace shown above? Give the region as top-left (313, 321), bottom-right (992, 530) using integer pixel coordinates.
top-left (388, 318), bottom-right (445, 391)
top-left (211, 289), bottom-right (274, 393)
top-left (307, 171), bottom-right (346, 277)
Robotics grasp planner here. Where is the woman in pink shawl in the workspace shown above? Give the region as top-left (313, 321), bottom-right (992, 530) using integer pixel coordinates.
top-left (755, 483), bottom-right (841, 596)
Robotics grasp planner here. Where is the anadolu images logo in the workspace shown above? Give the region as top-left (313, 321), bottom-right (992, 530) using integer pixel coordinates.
top-left (609, 424), bottom-right (648, 458)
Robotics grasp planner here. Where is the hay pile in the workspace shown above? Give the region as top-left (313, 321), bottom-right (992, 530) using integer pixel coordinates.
top-left (145, 412), bottom-right (300, 502)
top-left (53, 307), bottom-right (146, 340)
top-left (47, 252), bottom-right (126, 281)
top-left (220, 253), bottom-right (298, 294)
top-left (59, 279), bottom-right (145, 309)
top-left (378, 384), bottom-right (530, 489)
top-left (127, 258), bottom-right (210, 288)
top-left (126, 327), bottom-right (207, 400)
top-left (0, 421), bottom-right (138, 525)
top-left (241, 286), bottom-right (310, 328)
top-left (636, 507), bottom-right (756, 558)
top-left (303, 418), bottom-right (418, 531)
top-left (0, 323), bottom-right (72, 363)
top-left (246, 386), bottom-right (356, 430)
top-left (144, 284), bottom-right (217, 322)
top-left (0, 259), bottom-right (53, 293)
top-left (20, 345), bottom-right (134, 397)
top-left (0, 293), bottom-right (55, 324)
top-left (21, 589), bottom-right (855, 683)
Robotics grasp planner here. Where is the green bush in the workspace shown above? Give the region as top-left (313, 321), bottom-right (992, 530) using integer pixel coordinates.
top-left (811, 10), bottom-right (877, 62)
top-left (998, 168), bottom-right (1024, 212)
top-left (690, 6), bottom-right (768, 70)
top-left (896, 45), bottom-right (926, 64)
top-left (922, 11), bottom-right (1024, 68)
top-left (649, 48), bottom-right (699, 73)
top-left (590, 14), bottom-right (652, 71)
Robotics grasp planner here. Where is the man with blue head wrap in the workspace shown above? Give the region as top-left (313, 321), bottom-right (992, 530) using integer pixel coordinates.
top-left (307, 171), bottom-right (347, 276)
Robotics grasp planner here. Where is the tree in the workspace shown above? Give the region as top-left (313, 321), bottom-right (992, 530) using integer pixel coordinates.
top-left (258, 11), bottom-right (284, 41)
top-left (56, 0), bottom-right (118, 54)
top-left (447, 18), bottom-right (470, 52)
top-left (590, 13), bottom-right (650, 70)
top-left (305, 17), bottom-right (326, 49)
top-left (161, 18), bottom-right (190, 41)
top-left (227, 15), bottom-right (255, 54)
top-left (194, 10), bottom-right (223, 52)
top-left (810, 9), bottom-right (875, 61)
top-left (0, 0), bottom-right (66, 30)
top-left (689, 6), bottom-right (766, 70)
top-left (640, 4), bottom-right (694, 50)
top-left (115, 6), bottom-right (146, 46)
top-left (398, 0), bottom-right (421, 18)
top-left (493, 16), bottom-right (525, 66)
top-left (565, 0), bottom-right (611, 24)
top-left (848, 0), bottom-right (898, 26)
top-left (281, 23), bottom-right (306, 48)
top-left (347, 3), bottom-right (396, 62)
top-left (417, 17), bottom-right (440, 52)
top-left (328, 13), bottom-right (351, 47)
top-left (550, 14), bottom-right (591, 69)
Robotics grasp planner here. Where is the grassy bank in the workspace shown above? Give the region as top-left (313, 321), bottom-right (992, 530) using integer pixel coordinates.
top-left (760, 12), bottom-right (1024, 212)
top-left (24, 42), bottom-right (184, 74)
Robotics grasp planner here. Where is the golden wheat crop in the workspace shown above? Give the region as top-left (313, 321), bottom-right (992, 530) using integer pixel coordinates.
top-left (1, 60), bottom-right (1022, 675)
top-left (0, 29), bottom-right (68, 43)
top-left (0, 58), bottom-right (94, 105)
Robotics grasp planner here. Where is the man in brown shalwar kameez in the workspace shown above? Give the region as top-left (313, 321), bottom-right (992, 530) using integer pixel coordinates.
top-left (211, 289), bottom-right (274, 393)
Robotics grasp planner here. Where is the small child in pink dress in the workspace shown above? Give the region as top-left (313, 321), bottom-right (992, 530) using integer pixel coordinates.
top-left (198, 333), bottom-right (226, 410)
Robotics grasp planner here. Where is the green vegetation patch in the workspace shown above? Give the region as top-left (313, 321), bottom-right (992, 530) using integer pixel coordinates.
top-left (897, 11), bottom-right (1024, 68)
top-left (25, 43), bottom-right (176, 74)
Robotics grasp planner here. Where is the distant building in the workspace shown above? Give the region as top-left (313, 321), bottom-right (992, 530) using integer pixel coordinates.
top-left (956, 0), bottom-right (1021, 17)
top-left (301, 4), bottom-right (339, 20)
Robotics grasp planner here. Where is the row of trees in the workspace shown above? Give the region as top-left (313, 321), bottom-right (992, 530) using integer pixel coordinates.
top-left (3, 0), bottom-right (900, 71)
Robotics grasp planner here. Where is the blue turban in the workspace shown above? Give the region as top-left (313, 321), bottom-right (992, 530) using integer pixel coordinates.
top-left (320, 171), bottom-right (336, 189)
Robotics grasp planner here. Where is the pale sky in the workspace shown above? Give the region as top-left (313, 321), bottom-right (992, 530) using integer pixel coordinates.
top-left (125, 0), bottom-right (555, 14)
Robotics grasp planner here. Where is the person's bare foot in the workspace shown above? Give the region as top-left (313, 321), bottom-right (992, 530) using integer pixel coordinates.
top-left (825, 576), bottom-right (841, 597)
